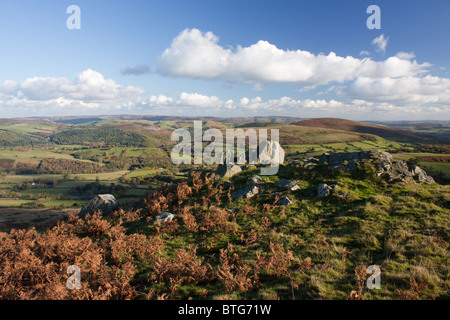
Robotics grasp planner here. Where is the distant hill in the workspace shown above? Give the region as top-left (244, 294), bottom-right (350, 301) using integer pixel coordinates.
top-left (293, 118), bottom-right (424, 142)
top-left (38, 115), bottom-right (304, 125)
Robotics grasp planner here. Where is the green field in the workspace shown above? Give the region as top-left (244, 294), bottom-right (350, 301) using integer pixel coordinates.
top-left (125, 169), bottom-right (160, 178)
top-left (0, 174), bottom-right (65, 183)
top-left (67, 170), bottom-right (130, 181)
top-left (393, 153), bottom-right (450, 161)
top-left (0, 199), bottom-right (34, 207)
top-left (0, 148), bottom-right (76, 160)
top-left (0, 122), bottom-right (58, 135)
top-left (285, 136), bottom-right (411, 157)
top-left (419, 161), bottom-right (450, 176)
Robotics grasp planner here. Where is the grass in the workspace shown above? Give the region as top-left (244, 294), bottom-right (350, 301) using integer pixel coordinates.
top-left (0, 122), bottom-right (59, 135)
top-left (67, 170), bottom-right (130, 181)
top-left (0, 148), bottom-right (76, 160)
top-left (0, 174), bottom-right (65, 183)
top-left (0, 135), bottom-right (449, 300)
top-left (0, 199), bottom-right (34, 207)
top-left (393, 153), bottom-right (450, 161)
top-left (419, 162), bottom-right (450, 176)
top-left (284, 136), bottom-right (411, 158)
top-left (42, 199), bottom-right (88, 207)
top-left (125, 169), bottom-right (160, 178)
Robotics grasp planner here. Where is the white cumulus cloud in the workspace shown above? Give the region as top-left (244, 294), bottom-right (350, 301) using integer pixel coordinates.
top-left (157, 29), bottom-right (427, 87)
top-left (0, 69), bottom-right (146, 115)
top-left (346, 75), bottom-right (450, 105)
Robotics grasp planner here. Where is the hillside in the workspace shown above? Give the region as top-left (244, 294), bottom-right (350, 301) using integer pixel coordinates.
top-left (0, 150), bottom-right (448, 300)
top-left (293, 118), bottom-right (424, 142)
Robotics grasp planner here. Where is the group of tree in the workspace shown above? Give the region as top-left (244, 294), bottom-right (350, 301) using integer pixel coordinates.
top-left (50, 128), bottom-right (148, 147)
top-left (37, 159), bottom-right (105, 175)
top-left (70, 181), bottom-right (126, 199)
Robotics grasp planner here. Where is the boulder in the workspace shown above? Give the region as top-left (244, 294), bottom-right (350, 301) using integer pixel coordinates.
top-left (258, 140), bottom-right (285, 165)
top-left (155, 212), bottom-right (176, 223)
top-left (276, 179), bottom-right (301, 191)
top-left (411, 165), bottom-right (435, 184)
top-left (248, 175), bottom-right (264, 185)
top-left (79, 194), bottom-right (119, 219)
top-left (317, 183), bottom-right (333, 198)
top-left (338, 190), bottom-right (348, 198)
top-left (275, 179), bottom-right (291, 188)
top-left (277, 197), bottom-right (293, 206)
top-left (221, 151), bottom-right (234, 164)
top-left (216, 163), bottom-right (242, 179)
top-left (231, 186), bottom-right (259, 200)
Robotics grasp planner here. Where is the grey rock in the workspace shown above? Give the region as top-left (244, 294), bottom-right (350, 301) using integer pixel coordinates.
top-left (249, 175), bottom-right (264, 185)
top-left (244, 148), bottom-right (259, 165)
top-left (155, 212), bottom-right (175, 223)
top-left (276, 179), bottom-right (301, 191)
top-left (216, 163), bottom-right (242, 179)
top-left (393, 160), bottom-right (410, 172)
top-left (411, 165), bottom-right (435, 184)
top-left (221, 151), bottom-right (234, 165)
top-left (317, 183), bottom-right (333, 198)
top-left (231, 186), bottom-right (259, 200)
top-left (276, 179), bottom-right (292, 188)
top-left (317, 150), bottom-right (435, 184)
top-left (338, 190), bottom-right (348, 198)
top-left (277, 197), bottom-right (293, 206)
top-left (79, 194), bottom-right (119, 219)
top-left (258, 140), bottom-right (285, 165)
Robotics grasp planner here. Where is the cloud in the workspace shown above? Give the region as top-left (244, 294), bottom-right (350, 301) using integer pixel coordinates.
top-left (16, 69), bottom-right (145, 102)
top-left (120, 64), bottom-right (151, 75)
top-left (157, 29), bottom-right (230, 80)
top-left (178, 92), bottom-right (221, 108)
top-left (359, 50), bottom-right (370, 56)
top-left (372, 34), bottom-right (389, 53)
top-left (157, 29), bottom-right (426, 87)
top-left (149, 94), bottom-right (173, 105)
top-left (140, 87), bottom-right (450, 120)
top-left (0, 69), bottom-right (146, 115)
top-left (395, 52), bottom-right (415, 60)
top-left (345, 75), bottom-right (450, 105)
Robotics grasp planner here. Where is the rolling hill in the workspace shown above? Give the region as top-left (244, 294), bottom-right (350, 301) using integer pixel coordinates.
top-left (293, 118), bottom-right (424, 142)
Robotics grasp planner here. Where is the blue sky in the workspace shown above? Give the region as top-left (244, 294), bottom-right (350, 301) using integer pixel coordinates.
top-left (0, 0), bottom-right (449, 120)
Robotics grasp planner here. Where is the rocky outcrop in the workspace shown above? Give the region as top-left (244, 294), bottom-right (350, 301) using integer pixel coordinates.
top-left (316, 149), bottom-right (435, 184)
top-left (231, 186), bottom-right (259, 200)
top-left (79, 194), bottom-right (119, 219)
